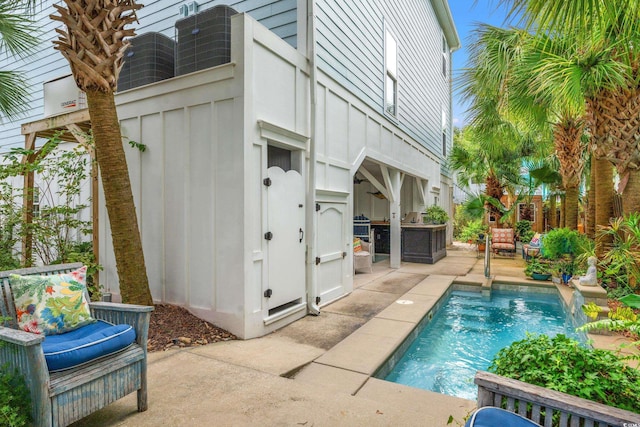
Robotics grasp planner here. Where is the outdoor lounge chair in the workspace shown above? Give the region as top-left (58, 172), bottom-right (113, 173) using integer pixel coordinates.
top-left (465, 407), bottom-right (541, 427)
top-left (0, 263), bottom-right (153, 427)
top-left (490, 227), bottom-right (516, 257)
top-left (354, 238), bottom-right (374, 273)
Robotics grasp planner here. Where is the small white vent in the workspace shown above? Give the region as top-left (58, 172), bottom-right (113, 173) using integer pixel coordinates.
top-left (179, 1), bottom-right (199, 17)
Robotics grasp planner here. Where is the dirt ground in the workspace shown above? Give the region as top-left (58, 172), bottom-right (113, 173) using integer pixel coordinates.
top-left (147, 304), bottom-right (236, 352)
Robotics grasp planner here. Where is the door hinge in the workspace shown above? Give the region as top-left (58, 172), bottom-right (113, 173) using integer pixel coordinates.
top-left (264, 289), bottom-right (272, 298)
top-left (315, 203), bottom-right (320, 211)
top-left (263, 177), bottom-right (272, 187)
top-left (315, 256), bottom-right (321, 265)
top-left (315, 296), bottom-right (321, 305)
top-left (264, 231), bottom-right (273, 240)
top-left (342, 251), bottom-right (347, 258)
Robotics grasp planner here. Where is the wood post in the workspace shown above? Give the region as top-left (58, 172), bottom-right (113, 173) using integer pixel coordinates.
top-left (21, 133), bottom-right (37, 267)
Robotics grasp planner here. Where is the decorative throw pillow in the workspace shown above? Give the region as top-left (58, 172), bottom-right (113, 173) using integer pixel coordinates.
top-left (353, 238), bottom-right (362, 253)
top-left (10, 266), bottom-right (95, 335)
top-left (530, 233), bottom-right (541, 247)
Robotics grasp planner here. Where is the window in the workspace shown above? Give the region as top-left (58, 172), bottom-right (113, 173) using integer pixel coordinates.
top-left (442, 35), bottom-right (448, 78)
top-left (385, 29), bottom-right (398, 116)
top-left (442, 131), bottom-right (447, 157)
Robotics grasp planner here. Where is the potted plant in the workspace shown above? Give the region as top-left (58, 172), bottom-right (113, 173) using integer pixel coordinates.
top-left (556, 256), bottom-right (575, 285)
top-left (525, 257), bottom-right (551, 280)
top-left (423, 205), bottom-right (449, 225)
top-left (458, 219), bottom-right (487, 244)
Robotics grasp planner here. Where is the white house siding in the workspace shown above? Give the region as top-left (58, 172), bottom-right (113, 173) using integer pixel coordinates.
top-left (0, 0), bottom-right (298, 151)
top-left (314, 0), bottom-right (455, 168)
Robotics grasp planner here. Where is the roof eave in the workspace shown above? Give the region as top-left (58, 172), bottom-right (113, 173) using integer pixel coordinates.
top-left (431, 0), bottom-right (461, 52)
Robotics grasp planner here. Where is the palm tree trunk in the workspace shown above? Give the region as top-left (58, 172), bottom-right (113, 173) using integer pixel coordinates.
top-left (559, 194), bottom-right (565, 228)
top-left (594, 157), bottom-right (613, 258)
top-left (548, 194), bottom-right (557, 230)
top-left (623, 170), bottom-right (640, 216)
top-left (564, 186), bottom-right (579, 230)
top-left (86, 89), bottom-right (153, 305)
top-left (586, 156), bottom-right (596, 238)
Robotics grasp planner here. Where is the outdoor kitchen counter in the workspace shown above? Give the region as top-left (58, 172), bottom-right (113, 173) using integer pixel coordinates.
top-left (401, 223), bottom-right (447, 264)
top-left (370, 223), bottom-right (447, 264)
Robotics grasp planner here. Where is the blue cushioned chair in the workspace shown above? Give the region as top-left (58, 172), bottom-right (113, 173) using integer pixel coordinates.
top-left (465, 407), bottom-right (542, 427)
top-left (0, 263), bottom-right (153, 427)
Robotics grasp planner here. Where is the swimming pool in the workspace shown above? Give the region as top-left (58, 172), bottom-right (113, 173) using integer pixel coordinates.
top-left (381, 289), bottom-right (586, 400)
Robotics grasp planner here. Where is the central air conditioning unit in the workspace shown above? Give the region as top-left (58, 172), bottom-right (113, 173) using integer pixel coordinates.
top-left (175, 5), bottom-right (237, 76)
top-left (43, 75), bottom-right (86, 118)
top-left (117, 32), bottom-right (176, 92)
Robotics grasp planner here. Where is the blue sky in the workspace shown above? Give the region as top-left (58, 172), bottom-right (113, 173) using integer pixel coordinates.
top-left (449, 1), bottom-right (512, 127)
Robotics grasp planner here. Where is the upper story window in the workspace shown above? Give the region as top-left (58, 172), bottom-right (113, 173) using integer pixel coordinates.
top-left (442, 35), bottom-right (448, 78)
top-left (385, 28), bottom-right (398, 116)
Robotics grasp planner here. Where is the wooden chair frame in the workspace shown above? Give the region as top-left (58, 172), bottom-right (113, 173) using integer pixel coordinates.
top-left (0, 263), bottom-right (153, 427)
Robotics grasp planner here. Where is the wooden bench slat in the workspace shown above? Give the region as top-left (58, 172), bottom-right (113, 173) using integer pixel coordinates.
top-left (474, 371), bottom-right (640, 425)
top-left (49, 345), bottom-right (144, 395)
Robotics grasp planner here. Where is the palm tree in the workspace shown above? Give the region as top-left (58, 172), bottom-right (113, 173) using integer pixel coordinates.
top-left (502, 0), bottom-right (640, 216)
top-left (0, 0), bottom-right (38, 118)
top-left (460, 25), bottom-right (587, 229)
top-left (449, 125), bottom-right (525, 226)
top-left (51, 0), bottom-right (153, 305)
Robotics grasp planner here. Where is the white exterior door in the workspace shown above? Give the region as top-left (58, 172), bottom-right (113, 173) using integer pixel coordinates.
top-left (266, 166), bottom-right (306, 310)
top-left (316, 202), bottom-right (348, 305)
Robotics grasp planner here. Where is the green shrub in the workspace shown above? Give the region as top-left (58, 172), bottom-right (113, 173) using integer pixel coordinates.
top-left (489, 334), bottom-right (640, 413)
top-left (515, 220), bottom-right (532, 241)
top-left (0, 366), bottom-right (31, 427)
top-left (458, 219), bottom-right (487, 242)
top-left (423, 205), bottom-right (449, 224)
top-left (542, 228), bottom-right (592, 259)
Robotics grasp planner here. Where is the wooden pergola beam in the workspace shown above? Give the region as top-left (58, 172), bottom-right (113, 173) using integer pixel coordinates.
top-left (19, 110), bottom-right (98, 281)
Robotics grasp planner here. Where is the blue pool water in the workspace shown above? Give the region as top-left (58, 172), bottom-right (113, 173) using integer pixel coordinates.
top-left (384, 290), bottom-right (586, 400)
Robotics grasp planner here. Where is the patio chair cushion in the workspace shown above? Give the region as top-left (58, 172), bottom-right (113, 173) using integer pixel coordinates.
top-left (493, 242), bottom-right (517, 250)
top-left (354, 238), bottom-right (363, 253)
top-left (43, 320), bottom-right (136, 372)
top-left (10, 266), bottom-right (95, 335)
top-left (465, 407), bottom-right (541, 427)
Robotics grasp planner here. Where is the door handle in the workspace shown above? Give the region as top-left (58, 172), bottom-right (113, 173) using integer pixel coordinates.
top-left (299, 228), bottom-right (304, 242)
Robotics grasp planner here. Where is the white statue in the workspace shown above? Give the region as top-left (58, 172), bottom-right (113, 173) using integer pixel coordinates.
top-left (579, 256), bottom-right (598, 286)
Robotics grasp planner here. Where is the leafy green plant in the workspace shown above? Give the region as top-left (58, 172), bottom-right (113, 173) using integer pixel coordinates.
top-left (520, 229), bottom-right (536, 244)
top-left (619, 294), bottom-right (640, 309)
top-left (0, 366), bottom-right (31, 427)
top-left (0, 135), bottom-right (92, 266)
top-left (597, 214), bottom-right (640, 290)
top-left (515, 220), bottom-right (532, 241)
top-left (541, 228), bottom-right (582, 259)
top-left (580, 300), bottom-right (640, 352)
top-left (458, 219), bottom-right (487, 242)
top-left (525, 257), bottom-right (551, 276)
top-left (423, 205), bottom-right (449, 224)
top-left (490, 334), bottom-right (640, 413)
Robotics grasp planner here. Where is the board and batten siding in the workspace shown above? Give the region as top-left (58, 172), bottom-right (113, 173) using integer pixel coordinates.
top-left (0, 0), bottom-right (297, 151)
top-left (314, 0), bottom-right (454, 172)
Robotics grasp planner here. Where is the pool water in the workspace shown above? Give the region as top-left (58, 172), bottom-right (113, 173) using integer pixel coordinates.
top-left (384, 290), bottom-right (586, 400)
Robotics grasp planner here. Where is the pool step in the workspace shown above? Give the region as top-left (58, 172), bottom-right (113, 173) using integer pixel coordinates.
top-left (482, 277), bottom-right (492, 298)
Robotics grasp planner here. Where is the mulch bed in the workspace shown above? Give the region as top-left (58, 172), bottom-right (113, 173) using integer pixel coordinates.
top-left (147, 304), bottom-right (237, 352)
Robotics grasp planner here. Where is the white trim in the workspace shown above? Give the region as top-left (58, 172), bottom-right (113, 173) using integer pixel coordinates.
top-left (258, 120), bottom-right (309, 151)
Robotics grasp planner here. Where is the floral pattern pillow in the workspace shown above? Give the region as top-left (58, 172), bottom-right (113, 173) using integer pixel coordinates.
top-left (10, 266), bottom-right (95, 335)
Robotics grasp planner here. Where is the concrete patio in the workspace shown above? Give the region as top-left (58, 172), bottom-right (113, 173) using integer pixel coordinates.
top-left (71, 244), bottom-right (630, 426)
